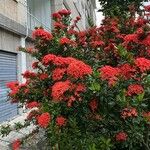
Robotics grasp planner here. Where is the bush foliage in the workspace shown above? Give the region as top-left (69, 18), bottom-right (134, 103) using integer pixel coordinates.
top-left (98, 0), bottom-right (149, 17)
top-left (1, 5), bottom-right (150, 150)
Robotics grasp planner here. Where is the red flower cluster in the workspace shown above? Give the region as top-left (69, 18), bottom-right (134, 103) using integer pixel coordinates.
top-left (32, 28), bottom-right (53, 41)
top-left (59, 37), bottom-right (71, 45)
top-left (22, 70), bottom-right (36, 79)
top-left (91, 41), bottom-right (104, 48)
top-left (127, 84), bottom-right (144, 96)
top-left (37, 112), bottom-right (51, 128)
top-left (52, 68), bottom-right (66, 81)
top-left (56, 116), bottom-right (67, 127)
top-left (67, 83), bottom-right (86, 107)
top-left (135, 57), bottom-right (150, 72)
top-left (26, 101), bottom-right (40, 109)
top-left (121, 107), bottom-right (138, 119)
top-left (74, 83), bottom-right (86, 96)
top-left (58, 9), bottom-right (71, 16)
top-left (52, 12), bottom-right (62, 20)
top-left (54, 22), bottom-right (67, 29)
top-left (116, 132), bottom-right (128, 142)
top-left (32, 61), bottom-right (39, 69)
top-left (142, 35), bottom-right (150, 46)
top-left (42, 54), bottom-right (92, 79)
top-left (99, 65), bottom-right (120, 86)
top-left (6, 81), bottom-right (19, 90)
top-left (67, 60), bottom-right (92, 79)
top-left (6, 81), bottom-right (20, 100)
top-left (39, 73), bottom-right (49, 80)
top-left (53, 56), bottom-right (76, 66)
top-left (119, 63), bottom-right (135, 80)
top-left (51, 80), bottom-right (71, 101)
top-left (144, 5), bottom-right (150, 12)
top-left (89, 99), bottom-right (98, 112)
top-left (42, 54), bottom-right (56, 65)
top-left (143, 112), bottom-right (150, 122)
top-left (53, 56), bottom-right (69, 66)
top-left (124, 34), bottom-right (138, 43)
top-left (12, 139), bottom-right (21, 150)
top-left (76, 16), bottom-right (81, 21)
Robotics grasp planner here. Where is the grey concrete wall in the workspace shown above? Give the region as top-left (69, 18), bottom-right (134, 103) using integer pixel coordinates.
top-left (0, 0), bottom-right (27, 26)
top-left (0, 29), bottom-right (20, 53)
top-left (0, 13), bottom-right (28, 37)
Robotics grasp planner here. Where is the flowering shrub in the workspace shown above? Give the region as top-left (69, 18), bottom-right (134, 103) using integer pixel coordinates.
top-left (98, 0), bottom-right (148, 17)
top-left (1, 7), bottom-right (150, 150)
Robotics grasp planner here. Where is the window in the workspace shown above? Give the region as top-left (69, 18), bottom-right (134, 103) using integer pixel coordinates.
top-left (0, 51), bottom-right (18, 122)
top-left (27, 0), bottom-right (51, 31)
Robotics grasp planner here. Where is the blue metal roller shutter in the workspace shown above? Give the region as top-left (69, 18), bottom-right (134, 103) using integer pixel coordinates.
top-left (0, 50), bottom-right (18, 122)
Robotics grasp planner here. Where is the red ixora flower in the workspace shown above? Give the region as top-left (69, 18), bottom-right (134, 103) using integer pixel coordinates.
top-left (39, 73), bottom-right (49, 80)
top-left (121, 107), bottom-right (138, 119)
top-left (37, 112), bottom-right (51, 128)
top-left (58, 9), bottom-right (71, 16)
top-left (12, 139), bottom-right (21, 150)
top-left (144, 5), bottom-right (150, 12)
top-left (32, 61), bottom-right (39, 69)
top-left (51, 80), bottom-right (71, 101)
top-left (59, 37), bottom-right (71, 45)
top-left (42, 54), bottom-right (56, 65)
top-left (127, 84), bottom-right (144, 96)
top-left (74, 83), bottom-right (86, 96)
top-left (89, 99), bottom-right (98, 112)
top-left (22, 70), bottom-right (37, 79)
top-left (53, 56), bottom-right (76, 66)
top-left (54, 22), bottom-right (67, 29)
top-left (76, 16), bottom-right (81, 21)
top-left (52, 68), bottom-right (66, 81)
top-left (52, 12), bottom-right (62, 20)
top-left (6, 81), bottom-right (20, 100)
top-left (143, 112), bottom-right (150, 122)
top-left (26, 101), bottom-right (40, 109)
top-left (56, 116), bottom-right (67, 127)
top-left (32, 28), bottom-right (53, 40)
top-left (119, 63), bottom-right (135, 80)
top-left (67, 60), bottom-right (92, 79)
top-left (116, 132), bottom-right (128, 142)
top-left (6, 81), bottom-right (19, 90)
top-left (91, 41), bottom-right (104, 48)
top-left (124, 34), bottom-right (138, 43)
top-left (99, 65), bottom-right (120, 86)
top-left (134, 57), bottom-right (150, 72)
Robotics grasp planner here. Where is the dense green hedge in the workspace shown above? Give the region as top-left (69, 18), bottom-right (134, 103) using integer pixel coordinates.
top-left (98, 0), bottom-right (149, 17)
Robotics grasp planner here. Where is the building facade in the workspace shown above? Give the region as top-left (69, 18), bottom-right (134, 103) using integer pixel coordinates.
top-left (0, 0), bottom-right (96, 148)
top-left (52, 0), bottom-right (96, 30)
top-left (0, 0), bottom-right (96, 126)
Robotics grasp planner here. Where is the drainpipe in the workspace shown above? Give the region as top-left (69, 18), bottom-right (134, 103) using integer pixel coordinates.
top-left (20, 0), bottom-right (29, 83)
top-left (20, 37), bottom-right (27, 83)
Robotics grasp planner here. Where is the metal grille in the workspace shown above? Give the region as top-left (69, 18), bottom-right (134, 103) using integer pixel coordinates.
top-left (0, 50), bottom-right (18, 122)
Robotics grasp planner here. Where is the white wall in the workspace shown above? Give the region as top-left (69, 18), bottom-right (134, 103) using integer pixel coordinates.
top-left (95, 0), bottom-right (104, 26)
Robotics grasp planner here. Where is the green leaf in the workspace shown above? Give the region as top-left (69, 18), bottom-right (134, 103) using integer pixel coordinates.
top-left (137, 92), bottom-right (145, 102)
top-left (117, 45), bottom-right (128, 57)
top-left (89, 82), bottom-right (101, 92)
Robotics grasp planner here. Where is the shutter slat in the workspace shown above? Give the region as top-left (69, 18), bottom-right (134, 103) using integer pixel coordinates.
top-left (0, 50), bottom-right (18, 122)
